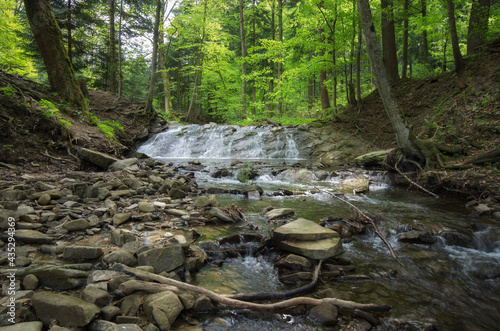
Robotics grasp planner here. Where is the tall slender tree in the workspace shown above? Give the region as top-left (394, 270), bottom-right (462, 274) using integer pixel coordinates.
top-left (445, 0), bottom-right (466, 86)
top-left (109, 0), bottom-right (117, 94)
top-left (239, 0), bottom-right (247, 117)
top-left (467, 0), bottom-right (490, 55)
top-left (381, 0), bottom-right (398, 82)
top-left (145, 0), bottom-right (162, 116)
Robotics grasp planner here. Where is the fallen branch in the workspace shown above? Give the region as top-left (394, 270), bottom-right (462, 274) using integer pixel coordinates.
top-left (114, 264), bottom-right (390, 312)
top-left (229, 260), bottom-right (323, 302)
top-left (393, 157), bottom-right (439, 199)
top-left (41, 149), bottom-right (80, 167)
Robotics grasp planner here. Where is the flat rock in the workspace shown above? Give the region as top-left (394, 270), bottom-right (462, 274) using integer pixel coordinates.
top-left (166, 209), bottom-right (190, 217)
top-left (264, 208), bottom-right (295, 220)
top-left (143, 291), bottom-right (183, 331)
top-left (63, 246), bottom-right (104, 260)
top-left (32, 291), bottom-right (100, 327)
top-left (138, 245), bottom-right (185, 273)
top-left (342, 178), bottom-right (369, 194)
top-left (279, 237), bottom-right (343, 260)
top-left (113, 212), bottom-right (132, 226)
top-left (26, 265), bottom-right (89, 290)
top-left (63, 218), bottom-right (91, 231)
top-left (1, 321), bottom-right (43, 331)
top-left (354, 149), bottom-right (392, 166)
top-left (139, 201), bottom-right (155, 212)
top-left (78, 147), bottom-right (119, 169)
top-left (103, 249), bottom-right (137, 267)
top-left (12, 229), bottom-right (53, 244)
top-left (109, 158), bottom-right (139, 171)
top-left (81, 286), bottom-right (111, 307)
top-left (273, 218), bottom-right (339, 242)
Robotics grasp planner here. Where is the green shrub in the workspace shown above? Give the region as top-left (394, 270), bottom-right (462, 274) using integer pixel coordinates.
top-left (37, 99), bottom-right (60, 118)
top-left (58, 118), bottom-right (72, 129)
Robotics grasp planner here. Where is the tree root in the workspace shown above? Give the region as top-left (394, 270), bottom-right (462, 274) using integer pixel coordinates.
top-left (41, 149), bottom-right (80, 167)
top-left (393, 156), bottom-right (439, 199)
top-left (114, 264), bottom-right (391, 312)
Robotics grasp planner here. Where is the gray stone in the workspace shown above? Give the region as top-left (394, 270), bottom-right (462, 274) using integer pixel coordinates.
top-left (121, 241), bottom-right (140, 254)
top-left (26, 265), bottom-right (89, 290)
top-left (354, 149), bottom-right (392, 166)
top-left (103, 250), bottom-right (137, 267)
top-left (0, 209), bottom-right (17, 230)
top-left (308, 302), bottom-right (338, 326)
top-left (63, 246), bottom-right (104, 260)
top-left (78, 147), bottom-right (119, 169)
top-left (169, 187), bottom-right (187, 199)
top-left (342, 178), bottom-right (369, 194)
top-left (16, 205), bottom-right (35, 216)
top-left (113, 213), bottom-right (132, 226)
top-left (0, 321), bottom-right (43, 331)
top-left (82, 286), bottom-right (111, 307)
top-left (109, 158), bottom-right (138, 171)
top-left (138, 201), bottom-right (155, 212)
top-left (178, 292), bottom-right (195, 310)
top-left (30, 189), bottom-right (65, 200)
top-left (273, 218), bottom-right (339, 241)
top-left (264, 208), bottom-right (295, 221)
top-left (11, 229), bottom-right (53, 244)
top-left (101, 305), bottom-right (122, 321)
top-left (120, 293), bottom-right (142, 315)
top-left (90, 320), bottom-right (143, 331)
top-left (32, 291), bottom-right (100, 327)
top-left (475, 204), bottom-right (491, 214)
top-left (193, 195), bottom-right (219, 208)
top-left (277, 254), bottom-right (312, 270)
top-left (208, 207), bottom-right (235, 223)
top-left (111, 229), bottom-right (136, 247)
top-left (143, 291), bottom-right (183, 331)
top-left (63, 218), bottom-right (91, 231)
top-left (191, 295), bottom-right (215, 312)
top-left (279, 238), bottom-right (343, 260)
top-left (23, 274), bottom-right (39, 290)
top-left (166, 209), bottom-right (190, 217)
top-left (138, 245), bottom-right (185, 273)
top-left (398, 230), bottom-right (436, 245)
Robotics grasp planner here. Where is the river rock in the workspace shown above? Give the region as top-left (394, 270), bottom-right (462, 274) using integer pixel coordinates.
top-left (81, 286), bottom-right (111, 307)
top-left (0, 209), bottom-right (18, 230)
top-left (342, 178), bottom-right (369, 194)
top-left (78, 147), bottom-right (119, 169)
top-left (32, 291), bottom-right (100, 327)
top-left (101, 305), bottom-right (122, 321)
top-left (143, 291), bottom-right (183, 331)
top-left (169, 187), bottom-right (187, 199)
top-left (109, 158), bottom-right (138, 171)
top-left (11, 229), bottom-right (53, 244)
top-left (397, 230), bottom-right (436, 245)
top-left (193, 195), bottom-right (219, 208)
top-left (308, 302), bottom-right (339, 326)
top-left (26, 265), bottom-right (89, 290)
top-left (22, 274), bottom-right (39, 290)
top-left (37, 193), bottom-right (52, 205)
top-left (264, 208), bottom-right (295, 221)
top-left (63, 246), bottom-right (104, 260)
top-left (277, 254), bottom-right (312, 270)
top-left (111, 229), bottom-right (136, 246)
top-left (113, 212), bottom-right (132, 226)
top-left (16, 205), bottom-right (35, 216)
top-left (103, 249), bottom-right (137, 267)
top-left (0, 321), bottom-right (43, 331)
top-left (139, 201), bottom-right (155, 212)
top-left (30, 189), bottom-right (65, 200)
top-left (121, 293), bottom-right (142, 315)
top-left (63, 218), bottom-right (91, 231)
top-left (273, 218), bottom-right (343, 259)
top-left (354, 149), bottom-right (392, 166)
top-left (91, 320), bottom-right (143, 331)
top-left (137, 245), bottom-right (185, 273)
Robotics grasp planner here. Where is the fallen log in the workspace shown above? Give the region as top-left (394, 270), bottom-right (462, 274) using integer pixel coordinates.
top-left (113, 264), bottom-right (391, 312)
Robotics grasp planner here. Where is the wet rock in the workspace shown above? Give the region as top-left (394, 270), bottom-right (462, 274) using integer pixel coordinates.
top-left (101, 305), bottom-right (122, 321)
top-left (178, 292), bottom-right (195, 310)
top-left (78, 148), bottom-right (119, 169)
top-left (62, 218), bottom-right (91, 232)
top-left (211, 169), bottom-right (231, 178)
top-left (143, 291), bottom-right (183, 331)
top-left (22, 274), bottom-right (39, 290)
top-left (113, 212), bottom-right (132, 226)
top-left (354, 149), bottom-right (392, 167)
top-left (1, 321), bottom-right (43, 331)
top-left (193, 195), bottom-right (219, 208)
top-left (346, 318), bottom-right (372, 330)
top-left (191, 295), bottom-right (215, 312)
top-left (82, 286), bottom-right (111, 307)
top-left (137, 245), bottom-right (185, 273)
top-left (103, 250), bottom-right (137, 267)
top-left (264, 208), bottom-right (295, 221)
top-left (397, 230), bottom-right (436, 245)
top-left (121, 293), bottom-right (143, 315)
top-left (26, 265), bottom-right (89, 290)
top-left (279, 272), bottom-right (312, 283)
top-left (441, 231), bottom-right (472, 247)
top-left (474, 204), bottom-right (491, 214)
top-left (10, 229), bottom-right (53, 244)
top-left (32, 291), bottom-right (100, 327)
top-left (63, 246), bottom-right (104, 260)
top-left (91, 320), bottom-right (143, 331)
top-left (169, 187), bottom-right (187, 199)
top-left (109, 158), bottom-right (138, 171)
top-left (308, 302), bottom-right (338, 326)
top-left (247, 190), bottom-right (261, 200)
top-left (208, 207), bottom-right (236, 223)
top-left (111, 229), bottom-right (136, 247)
top-left (342, 178), bottom-right (369, 194)
top-left (277, 254), bottom-right (312, 270)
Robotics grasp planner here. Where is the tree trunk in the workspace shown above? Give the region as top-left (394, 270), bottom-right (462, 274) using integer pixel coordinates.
top-left (118, 0), bottom-right (123, 97)
top-left (239, 0), bottom-right (247, 117)
top-left (421, 0), bottom-right (429, 66)
top-left (144, 0), bottom-right (162, 116)
top-left (445, 0), bottom-right (466, 86)
top-left (381, 0), bottom-right (398, 83)
top-left (308, 51), bottom-right (314, 110)
top-left (158, 29), bottom-right (173, 114)
top-left (401, 0), bottom-right (409, 79)
top-left (268, 1), bottom-right (275, 114)
top-left (277, 0), bottom-right (283, 115)
top-left (356, 20), bottom-right (362, 106)
top-left (357, 0), bottom-right (438, 167)
top-left (318, 28), bottom-right (331, 111)
top-left (109, 0), bottom-right (117, 94)
top-left (67, 0), bottom-right (72, 64)
top-left (467, 0), bottom-right (490, 55)
top-left (23, 0), bottom-right (87, 111)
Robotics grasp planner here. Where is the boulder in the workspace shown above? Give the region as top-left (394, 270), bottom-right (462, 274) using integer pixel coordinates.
top-left (109, 158), bottom-right (138, 171)
top-left (120, 293), bottom-right (142, 315)
top-left (397, 230), bottom-right (436, 245)
top-left (138, 245), bottom-right (185, 274)
top-left (63, 246), bottom-right (104, 260)
top-left (111, 229), bottom-right (136, 247)
top-left (193, 195), bottom-right (219, 208)
top-left (11, 229), bottom-right (53, 244)
top-left (37, 193), bottom-right (52, 205)
top-left (0, 209), bottom-right (18, 230)
top-left (32, 291), bottom-right (100, 327)
top-left (264, 208), bottom-right (295, 221)
top-left (308, 302), bottom-right (339, 326)
top-left (342, 178), bottom-right (369, 194)
top-left (1, 321), bottom-right (43, 331)
top-left (78, 148), bottom-right (119, 169)
top-left (22, 274), bottom-right (39, 290)
top-left (81, 286), bottom-right (111, 307)
top-left (26, 265), bottom-right (89, 290)
top-left (138, 201), bottom-right (155, 212)
top-left (143, 291), bottom-right (184, 331)
top-left (113, 212), bottom-right (132, 226)
top-left (103, 250), bottom-right (137, 267)
top-left (354, 149), bottom-right (392, 166)
top-left (277, 254), bottom-right (312, 270)
top-left (101, 306), bottom-right (122, 321)
top-left (63, 218), bottom-right (91, 232)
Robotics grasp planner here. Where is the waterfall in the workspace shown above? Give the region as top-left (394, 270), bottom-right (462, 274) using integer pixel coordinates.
top-left (138, 124), bottom-right (309, 162)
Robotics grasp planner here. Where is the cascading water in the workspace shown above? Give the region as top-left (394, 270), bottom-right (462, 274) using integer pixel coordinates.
top-left (137, 124), bottom-right (310, 162)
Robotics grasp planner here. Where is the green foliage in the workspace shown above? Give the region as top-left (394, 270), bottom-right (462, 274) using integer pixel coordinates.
top-left (1, 86), bottom-right (16, 97)
top-left (58, 118), bottom-right (72, 129)
top-left (36, 99), bottom-right (60, 118)
top-left (236, 163), bottom-right (255, 183)
top-left (88, 112), bottom-right (124, 140)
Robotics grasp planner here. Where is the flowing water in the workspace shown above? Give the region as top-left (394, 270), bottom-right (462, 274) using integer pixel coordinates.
top-left (138, 125), bottom-right (500, 330)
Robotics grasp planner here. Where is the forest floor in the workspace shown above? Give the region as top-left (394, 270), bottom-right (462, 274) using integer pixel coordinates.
top-left (0, 44), bottom-right (499, 203)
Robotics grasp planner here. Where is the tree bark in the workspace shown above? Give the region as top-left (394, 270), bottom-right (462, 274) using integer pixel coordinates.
top-left (467, 0), bottom-right (490, 55)
top-left (358, 0), bottom-right (438, 167)
top-left (421, 0), bottom-right (429, 66)
top-left (118, 0), bottom-right (123, 97)
top-left (381, 0), bottom-right (399, 83)
top-left (445, 0), bottom-right (466, 86)
top-left (401, 0), bottom-right (409, 79)
top-left (145, 0), bottom-right (162, 117)
top-left (109, 0), bottom-right (117, 94)
top-left (24, 0), bottom-right (87, 111)
top-left (239, 0), bottom-right (247, 117)
top-left (318, 29), bottom-right (331, 111)
top-left (67, 0), bottom-right (72, 64)
top-left (277, 0), bottom-right (283, 115)
top-left (268, 1), bottom-right (275, 114)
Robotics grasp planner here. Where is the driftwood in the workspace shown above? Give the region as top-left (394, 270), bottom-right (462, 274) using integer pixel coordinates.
top-left (457, 147), bottom-right (500, 166)
top-left (114, 264), bottom-right (391, 312)
top-left (229, 260), bottom-right (323, 302)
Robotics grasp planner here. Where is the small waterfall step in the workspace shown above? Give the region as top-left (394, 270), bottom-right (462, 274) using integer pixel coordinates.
top-left (272, 218), bottom-right (343, 259)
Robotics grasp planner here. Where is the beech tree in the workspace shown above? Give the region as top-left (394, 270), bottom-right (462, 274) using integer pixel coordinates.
top-left (467, 0), bottom-right (491, 55)
top-left (23, 0), bottom-right (87, 111)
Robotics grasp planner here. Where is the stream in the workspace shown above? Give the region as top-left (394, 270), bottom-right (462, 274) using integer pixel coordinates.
top-left (138, 124), bottom-right (500, 330)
